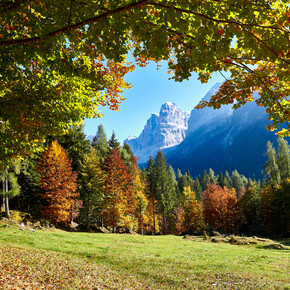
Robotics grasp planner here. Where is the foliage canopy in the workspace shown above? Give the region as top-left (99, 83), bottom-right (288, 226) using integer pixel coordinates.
top-left (1, 0), bottom-right (289, 164)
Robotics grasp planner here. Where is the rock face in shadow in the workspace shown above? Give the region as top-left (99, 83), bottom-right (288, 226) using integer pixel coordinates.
top-left (167, 86), bottom-right (280, 179)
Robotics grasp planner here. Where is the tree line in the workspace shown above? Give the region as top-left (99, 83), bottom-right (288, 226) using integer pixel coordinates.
top-left (1, 125), bottom-right (289, 237)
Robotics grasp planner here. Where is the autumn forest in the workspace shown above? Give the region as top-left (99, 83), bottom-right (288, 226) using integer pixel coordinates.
top-left (2, 124), bottom-right (289, 238)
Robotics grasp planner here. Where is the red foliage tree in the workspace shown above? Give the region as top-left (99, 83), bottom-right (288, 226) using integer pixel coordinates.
top-left (202, 183), bottom-right (237, 233)
top-left (37, 140), bottom-right (80, 225)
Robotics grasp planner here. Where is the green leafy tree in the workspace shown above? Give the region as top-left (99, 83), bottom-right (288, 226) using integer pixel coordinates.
top-left (0, 170), bottom-right (21, 219)
top-left (80, 148), bottom-right (105, 228)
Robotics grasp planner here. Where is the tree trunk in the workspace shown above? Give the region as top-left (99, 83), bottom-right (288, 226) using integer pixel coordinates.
top-left (4, 174), bottom-right (10, 219)
top-left (1, 175), bottom-right (4, 212)
top-left (140, 208), bottom-right (143, 235)
top-left (163, 209), bottom-right (166, 235)
top-left (153, 191), bottom-right (156, 235)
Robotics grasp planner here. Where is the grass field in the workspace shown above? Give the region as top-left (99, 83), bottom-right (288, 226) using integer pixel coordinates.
top-left (0, 223), bottom-right (289, 289)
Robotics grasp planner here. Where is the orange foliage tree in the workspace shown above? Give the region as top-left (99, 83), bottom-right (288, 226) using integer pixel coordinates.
top-left (102, 148), bottom-right (136, 232)
top-left (37, 141), bottom-right (80, 225)
top-left (202, 183), bottom-right (237, 233)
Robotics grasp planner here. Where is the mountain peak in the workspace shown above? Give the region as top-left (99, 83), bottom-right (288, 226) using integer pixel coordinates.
top-left (124, 102), bottom-right (190, 163)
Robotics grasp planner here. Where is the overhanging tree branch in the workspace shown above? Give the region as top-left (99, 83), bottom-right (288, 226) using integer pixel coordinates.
top-left (0, 0), bottom-right (150, 47)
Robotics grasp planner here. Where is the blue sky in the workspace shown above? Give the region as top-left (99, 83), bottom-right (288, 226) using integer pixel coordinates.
top-left (84, 61), bottom-right (226, 143)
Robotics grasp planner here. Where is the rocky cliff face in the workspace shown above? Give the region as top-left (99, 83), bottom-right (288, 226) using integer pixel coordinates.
top-left (124, 102), bottom-right (190, 163)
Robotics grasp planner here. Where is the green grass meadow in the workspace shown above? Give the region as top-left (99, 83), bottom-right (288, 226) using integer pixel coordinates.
top-left (0, 225), bottom-right (289, 289)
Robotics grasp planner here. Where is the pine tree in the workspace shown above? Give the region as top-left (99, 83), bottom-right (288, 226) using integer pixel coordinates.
top-left (57, 125), bottom-right (90, 173)
top-left (108, 131), bottom-right (121, 151)
top-left (209, 168), bottom-right (215, 184)
top-left (224, 171), bottom-right (232, 188)
top-left (147, 155), bottom-right (158, 234)
top-left (154, 151), bottom-right (177, 235)
top-left (217, 172), bottom-right (225, 187)
top-left (236, 183), bottom-right (261, 234)
top-left (177, 169), bottom-right (182, 180)
top-left (37, 141), bottom-right (80, 225)
top-left (264, 141), bottom-right (281, 186)
top-left (91, 124), bottom-right (110, 164)
top-left (231, 170), bottom-right (244, 198)
top-left (277, 138), bottom-right (290, 181)
top-left (121, 143), bottom-right (134, 166)
top-left (193, 177), bottom-right (203, 201)
top-left (201, 170), bottom-right (210, 190)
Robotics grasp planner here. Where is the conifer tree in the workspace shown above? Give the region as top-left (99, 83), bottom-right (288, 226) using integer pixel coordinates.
top-left (201, 170), bottom-right (210, 190)
top-left (37, 141), bottom-right (80, 225)
top-left (177, 169), bottom-right (182, 180)
top-left (231, 170), bottom-right (244, 198)
top-left (146, 155), bottom-right (158, 234)
top-left (57, 125), bottom-right (90, 173)
top-left (264, 141), bottom-right (281, 186)
top-left (121, 143), bottom-right (134, 166)
top-left (209, 168), bottom-right (215, 184)
top-left (261, 178), bottom-right (290, 237)
top-left (217, 172), bottom-right (225, 187)
top-left (154, 151), bottom-right (177, 235)
top-left (277, 138), bottom-right (290, 181)
top-left (91, 124), bottom-right (110, 164)
top-left (236, 183), bottom-right (262, 234)
top-left (193, 177), bottom-right (203, 201)
top-left (108, 131), bottom-right (121, 151)
top-left (224, 171), bottom-right (232, 188)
